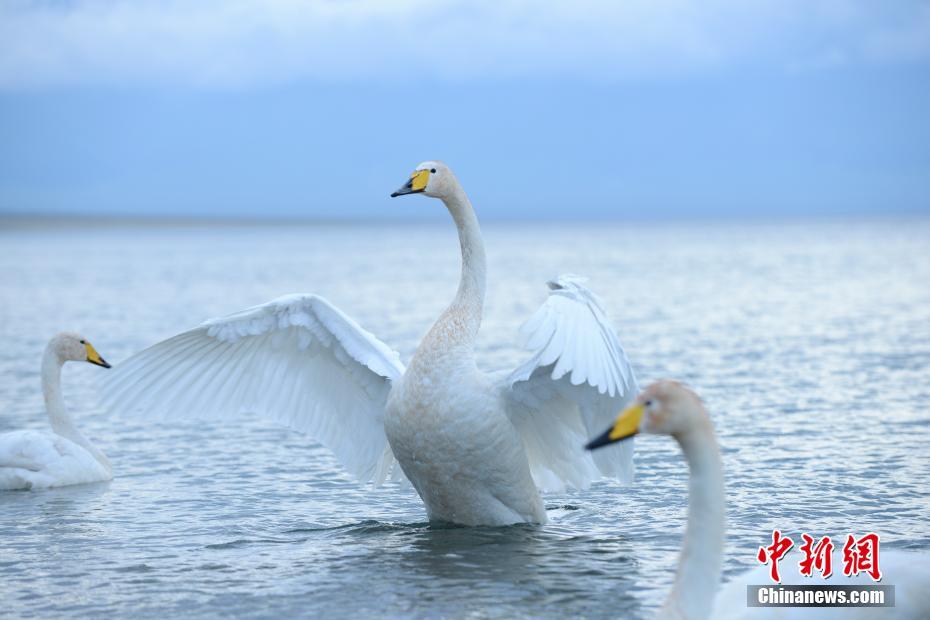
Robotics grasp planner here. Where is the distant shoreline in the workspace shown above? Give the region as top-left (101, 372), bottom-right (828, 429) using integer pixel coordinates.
top-left (1, 210), bottom-right (928, 230)
top-left (0, 213), bottom-right (399, 230)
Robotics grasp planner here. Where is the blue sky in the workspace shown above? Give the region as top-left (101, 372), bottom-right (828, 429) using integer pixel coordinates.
top-left (1, 1), bottom-right (929, 220)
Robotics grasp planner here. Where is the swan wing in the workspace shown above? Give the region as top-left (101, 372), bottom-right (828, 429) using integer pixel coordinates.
top-left (101, 294), bottom-right (406, 485)
top-left (0, 430), bottom-right (61, 472)
top-left (501, 275), bottom-right (638, 492)
top-left (0, 430), bottom-right (110, 490)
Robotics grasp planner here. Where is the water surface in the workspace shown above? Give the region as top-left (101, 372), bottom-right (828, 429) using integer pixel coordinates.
top-left (1, 217), bottom-right (929, 618)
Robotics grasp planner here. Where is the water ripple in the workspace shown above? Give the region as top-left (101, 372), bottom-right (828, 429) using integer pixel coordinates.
top-left (1, 218), bottom-right (929, 618)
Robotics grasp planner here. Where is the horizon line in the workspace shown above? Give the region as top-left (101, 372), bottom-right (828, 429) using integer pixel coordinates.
top-left (2, 210), bottom-right (929, 230)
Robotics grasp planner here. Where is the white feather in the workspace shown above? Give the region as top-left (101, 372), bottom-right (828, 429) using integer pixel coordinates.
top-left (501, 275), bottom-right (638, 492)
top-left (0, 430), bottom-right (110, 490)
top-left (102, 294), bottom-right (405, 485)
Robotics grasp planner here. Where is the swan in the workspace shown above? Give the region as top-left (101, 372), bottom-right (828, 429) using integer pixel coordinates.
top-left (102, 161), bottom-right (638, 526)
top-left (1, 333), bottom-right (113, 490)
top-left (586, 380), bottom-right (930, 619)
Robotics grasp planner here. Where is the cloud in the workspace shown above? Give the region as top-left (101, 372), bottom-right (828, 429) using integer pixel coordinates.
top-left (1, 0), bottom-right (928, 89)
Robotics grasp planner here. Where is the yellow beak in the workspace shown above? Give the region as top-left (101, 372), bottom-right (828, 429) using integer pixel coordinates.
top-left (390, 169), bottom-right (430, 197)
top-left (585, 403), bottom-right (644, 450)
top-left (85, 342), bottom-right (111, 368)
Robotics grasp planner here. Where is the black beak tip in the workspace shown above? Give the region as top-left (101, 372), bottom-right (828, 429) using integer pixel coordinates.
top-left (585, 430), bottom-right (612, 451)
top-left (390, 191), bottom-right (400, 198)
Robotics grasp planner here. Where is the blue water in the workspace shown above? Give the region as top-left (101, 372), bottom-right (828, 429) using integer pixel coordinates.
top-left (1, 217), bottom-right (929, 618)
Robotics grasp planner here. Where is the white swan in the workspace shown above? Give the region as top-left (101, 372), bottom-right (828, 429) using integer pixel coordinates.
top-left (586, 380), bottom-right (930, 619)
top-left (101, 161), bottom-right (637, 526)
top-left (1, 333), bottom-right (113, 490)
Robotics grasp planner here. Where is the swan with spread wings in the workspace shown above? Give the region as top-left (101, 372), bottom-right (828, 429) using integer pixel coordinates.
top-left (102, 161), bottom-right (637, 525)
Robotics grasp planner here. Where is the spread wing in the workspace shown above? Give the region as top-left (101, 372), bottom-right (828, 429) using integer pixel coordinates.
top-left (101, 294), bottom-right (406, 484)
top-left (501, 275), bottom-right (638, 492)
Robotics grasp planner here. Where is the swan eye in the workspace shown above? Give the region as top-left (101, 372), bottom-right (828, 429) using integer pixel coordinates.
top-left (644, 399), bottom-right (653, 407)
top-left (79, 340), bottom-right (86, 344)
top-left (430, 168), bottom-right (436, 173)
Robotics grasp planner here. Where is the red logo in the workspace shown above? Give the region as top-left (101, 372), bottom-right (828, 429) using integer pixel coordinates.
top-left (842, 533), bottom-right (882, 581)
top-left (798, 533), bottom-right (834, 578)
top-left (757, 531), bottom-right (882, 582)
top-left (757, 530), bottom-right (794, 583)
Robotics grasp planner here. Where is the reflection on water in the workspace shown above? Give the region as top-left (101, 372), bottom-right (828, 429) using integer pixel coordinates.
top-left (1, 217), bottom-right (929, 618)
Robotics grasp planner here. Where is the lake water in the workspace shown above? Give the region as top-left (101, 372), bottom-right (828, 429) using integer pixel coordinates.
top-left (1, 217), bottom-right (929, 618)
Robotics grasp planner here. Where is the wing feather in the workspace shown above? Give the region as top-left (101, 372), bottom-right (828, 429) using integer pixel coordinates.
top-left (102, 294), bottom-right (406, 484)
top-left (501, 275), bottom-right (638, 492)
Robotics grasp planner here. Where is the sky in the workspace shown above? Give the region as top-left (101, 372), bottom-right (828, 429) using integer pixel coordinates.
top-left (1, 0), bottom-right (929, 220)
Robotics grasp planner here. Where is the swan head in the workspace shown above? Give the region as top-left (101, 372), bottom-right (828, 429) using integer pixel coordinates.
top-left (586, 380), bottom-right (706, 449)
top-left (390, 161), bottom-right (456, 199)
top-left (50, 332), bottom-right (111, 368)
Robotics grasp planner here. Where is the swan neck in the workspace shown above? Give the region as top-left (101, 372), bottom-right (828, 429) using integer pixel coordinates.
top-left (41, 346), bottom-right (110, 471)
top-left (663, 425), bottom-right (725, 620)
top-left (42, 345), bottom-right (71, 434)
top-left (442, 184), bottom-right (486, 339)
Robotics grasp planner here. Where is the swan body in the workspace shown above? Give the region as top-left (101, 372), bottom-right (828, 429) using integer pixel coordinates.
top-left (587, 381), bottom-right (930, 619)
top-left (0, 430), bottom-right (111, 490)
top-left (385, 344), bottom-right (547, 524)
top-left (1, 333), bottom-right (112, 491)
top-left (103, 161), bottom-right (638, 526)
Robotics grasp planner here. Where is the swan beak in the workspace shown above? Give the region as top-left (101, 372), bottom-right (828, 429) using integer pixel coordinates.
top-left (585, 403), bottom-right (643, 450)
top-left (85, 342), bottom-right (111, 369)
top-left (390, 169), bottom-right (429, 197)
